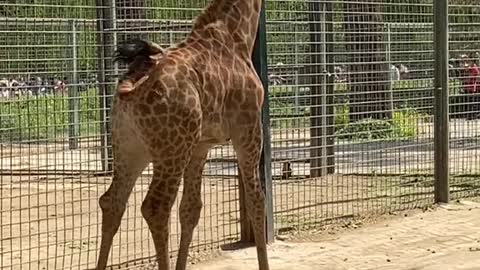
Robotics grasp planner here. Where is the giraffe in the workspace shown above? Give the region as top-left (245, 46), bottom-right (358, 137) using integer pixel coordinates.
top-left (95, 0), bottom-right (270, 269)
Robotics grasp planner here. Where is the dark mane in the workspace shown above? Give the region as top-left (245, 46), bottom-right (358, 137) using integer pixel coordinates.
top-left (113, 39), bottom-right (164, 65)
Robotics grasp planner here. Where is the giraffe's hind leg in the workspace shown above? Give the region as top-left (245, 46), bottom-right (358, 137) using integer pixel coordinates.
top-left (140, 103), bottom-right (203, 269)
top-left (141, 162), bottom-right (184, 270)
top-left (175, 143), bottom-right (212, 270)
top-left (141, 145), bottom-right (202, 269)
top-left (231, 114), bottom-right (270, 270)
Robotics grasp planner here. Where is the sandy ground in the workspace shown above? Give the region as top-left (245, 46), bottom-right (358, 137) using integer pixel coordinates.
top-left (0, 119), bottom-right (478, 269)
top-left (1, 173), bottom-right (446, 270)
top-left (191, 200), bottom-right (480, 270)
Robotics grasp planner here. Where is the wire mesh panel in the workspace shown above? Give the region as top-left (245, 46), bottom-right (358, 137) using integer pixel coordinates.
top-left (0, 1), bottom-right (242, 269)
top-left (448, 1), bottom-right (480, 199)
top-left (267, 0), bottom-right (437, 232)
top-left (0, 0), bottom-right (479, 269)
top-left (0, 2), bottom-right (105, 269)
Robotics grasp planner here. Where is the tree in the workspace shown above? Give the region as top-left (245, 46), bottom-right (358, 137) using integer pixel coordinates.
top-left (344, 0), bottom-right (391, 121)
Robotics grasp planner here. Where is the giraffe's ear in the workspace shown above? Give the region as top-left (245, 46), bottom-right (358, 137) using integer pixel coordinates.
top-left (146, 41), bottom-right (165, 62)
top-left (146, 41), bottom-right (164, 55)
top-left (149, 53), bottom-right (164, 62)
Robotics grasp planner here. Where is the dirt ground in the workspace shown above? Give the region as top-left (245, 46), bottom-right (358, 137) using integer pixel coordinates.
top-left (0, 119), bottom-right (479, 269)
top-left (0, 173), bottom-right (440, 270)
top-left (191, 200), bottom-right (480, 270)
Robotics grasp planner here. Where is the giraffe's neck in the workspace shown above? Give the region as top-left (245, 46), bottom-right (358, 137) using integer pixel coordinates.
top-left (192, 0), bottom-right (262, 56)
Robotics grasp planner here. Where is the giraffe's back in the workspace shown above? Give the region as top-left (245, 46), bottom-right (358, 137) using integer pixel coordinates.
top-left (176, 29), bottom-right (264, 145)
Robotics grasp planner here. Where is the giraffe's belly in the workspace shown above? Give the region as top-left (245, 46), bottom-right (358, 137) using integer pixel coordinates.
top-left (199, 121), bottom-right (230, 145)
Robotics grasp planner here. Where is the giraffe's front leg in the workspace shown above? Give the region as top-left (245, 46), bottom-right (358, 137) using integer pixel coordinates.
top-left (96, 112), bottom-right (149, 270)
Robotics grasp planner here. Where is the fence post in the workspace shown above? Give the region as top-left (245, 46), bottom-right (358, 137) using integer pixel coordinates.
top-left (96, 0), bottom-right (116, 172)
top-left (386, 23), bottom-right (394, 116)
top-left (433, 0), bottom-right (450, 203)
top-left (68, 20), bottom-right (80, 150)
top-left (309, 0), bottom-right (335, 177)
top-left (239, 0), bottom-right (274, 244)
top-left (324, 1), bottom-right (335, 174)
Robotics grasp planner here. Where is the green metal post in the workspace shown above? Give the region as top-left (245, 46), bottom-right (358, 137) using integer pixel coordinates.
top-left (253, 0), bottom-right (275, 244)
top-left (68, 20), bottom-right (80, 150)
top-left (433, 0), bottom-right (450, 203)
top-left (324, 1), bottom-right (335, 174)
top-left (309, 0), bottom-right (335, 176)
top-left (96, 0), bottom-right (116, 173)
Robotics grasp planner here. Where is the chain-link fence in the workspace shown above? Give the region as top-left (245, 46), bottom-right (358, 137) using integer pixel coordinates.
top-left (0, 0), bottom-right (478, 269)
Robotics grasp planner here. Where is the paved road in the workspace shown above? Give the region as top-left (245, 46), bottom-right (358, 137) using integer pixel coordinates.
top-left (2, 119), bottom-right (478, 176)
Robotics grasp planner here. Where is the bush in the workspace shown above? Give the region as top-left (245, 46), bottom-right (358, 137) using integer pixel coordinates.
top-left (0, 88), bottom-right (101, 142)
top-left (269, 83), bottom-right (423, 141)
top-left (335, 108), bottom-right (419, 141)
top-left (335, 104), bottom-right (349, 129)
top-left (336, 118), bottom-right (396, 140)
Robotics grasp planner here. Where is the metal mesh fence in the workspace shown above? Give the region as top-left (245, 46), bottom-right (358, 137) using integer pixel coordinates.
top-left (0, 1), bottom-right (241, 269)
top-left (448, 1), bottom-right (480, 199)
top-left (0, 0), bottom-right (478, 269)
top-left (268, 0), bottom-right (437, 232)
top-left (0, 3), bottom-right (105, 269)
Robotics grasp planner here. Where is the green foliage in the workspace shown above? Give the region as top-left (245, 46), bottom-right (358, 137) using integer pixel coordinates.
top-left (145, 0), bottom-right (207, 20)
top-left (450, 1), bottom-right (480, 55)
top-left (336, 118), bottom-right (397, 140)
top-left (0, 0), bottom-right (475, 143)
top-left (335, 108), bottom-right (419, 141)
top-left (1, 0), bottom-right (477, 76)
top-left (335, 104), bottom-right (349, 129)
top-left (0, 88), bottom-right (100, 141)
top-left (265, 0), bottom-right (310, 66)
top-left (0, 0), bottom-right (98, 73)
top-left (392, 109), bottom-right (418, 138)
top-left (269, 86), bottom-right (310, 129)
top-left (1, 0), bottom-right (97, 19)
top-left (269, 84), bottom-right (421, 141)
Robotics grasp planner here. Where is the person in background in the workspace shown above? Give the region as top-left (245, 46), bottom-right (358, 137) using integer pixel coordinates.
top-left (390, 64), bottom-right (400, 81)
top-left (398, 63), bottom-right (409, 80)
top-left (0, 78), bottom-right (9, 98)
top-left (460, 54), bottom-right (480, 119)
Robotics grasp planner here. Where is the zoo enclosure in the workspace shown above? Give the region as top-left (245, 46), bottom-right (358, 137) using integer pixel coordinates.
top-left (1, 0), bottom-right (480, 269)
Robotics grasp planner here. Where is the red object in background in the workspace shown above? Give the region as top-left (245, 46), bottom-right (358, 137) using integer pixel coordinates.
top-left (464, 64), bottom-right (480, 93)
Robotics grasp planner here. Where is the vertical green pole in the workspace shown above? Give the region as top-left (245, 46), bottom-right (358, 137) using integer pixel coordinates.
top-left (433, 0), bottom-right (449, 203)
top-left (386, 23), bottom-right (394, 117)
top-left (324, 1), bottom-right (335, 174)
top-left (96, 0), bottom-right (115, 172)
top-left (308, 0), bottom-right (324, 178)
top-left (253, 0), bottom-right (275, 243)
top-left (309, 0), bottom-right (335, 176)
top-left (68, 20), bottom-right (80, 150)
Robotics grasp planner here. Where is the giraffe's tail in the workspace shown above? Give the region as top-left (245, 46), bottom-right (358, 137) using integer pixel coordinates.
top-left (113, 39), bottom-right (165, 64)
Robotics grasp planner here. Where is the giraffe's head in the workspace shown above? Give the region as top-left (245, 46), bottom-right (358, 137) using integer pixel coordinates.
top-left (114, 39), bottom-right (165, 94)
